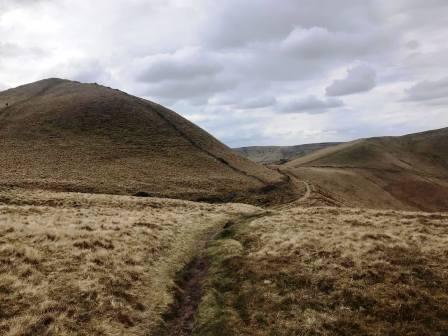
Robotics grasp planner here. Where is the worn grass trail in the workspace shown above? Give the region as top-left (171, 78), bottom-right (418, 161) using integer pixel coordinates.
top-left (157, 256), bottom-right (209, 335)
top-left (155, 220), bottom-right (229, 336)
top-left (156, 213), bottom-right (266, 336)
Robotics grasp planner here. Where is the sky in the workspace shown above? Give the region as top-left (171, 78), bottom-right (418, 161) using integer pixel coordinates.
top-left (1, 0), bottom-right (448, 147)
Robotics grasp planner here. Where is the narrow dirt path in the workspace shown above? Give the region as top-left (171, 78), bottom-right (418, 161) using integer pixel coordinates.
top-left (273, 169), bottom-right (314, 209)
top-left (156, 217), bottom-right (237, 336)
top-left (156, 212), bottom-right (266, 336)
top-left (158, 256), bottom-right (209, 336)
top-left (296, 181), bottom-right (311, 203)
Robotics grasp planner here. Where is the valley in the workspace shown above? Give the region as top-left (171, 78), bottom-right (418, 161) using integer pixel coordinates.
top-left (0, 80), bottom-right (447, 336)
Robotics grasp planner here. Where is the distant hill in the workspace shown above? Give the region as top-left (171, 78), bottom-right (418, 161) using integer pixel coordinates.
top-left (0, 79), bottom-right (292, 204)
top-left (233, 143), bottom-right (342, 164)
top-left (281, 128), bottom-right (448, 211)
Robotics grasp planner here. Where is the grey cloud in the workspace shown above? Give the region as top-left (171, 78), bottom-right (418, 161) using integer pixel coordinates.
top-left (405, 77), bottom-right (448, 101)
top-left (326, 64), bottom-right (376, 96)
top-left (406, 40), bottom-right (420, 50)
top-left (281, 27), bottom-right (393, 61)
top-left (202, 0), bottom-right (380, 49)
top-left (0, 0), bottom-right (48, 11)
top-left (0, 43), bottom-right (23, 57)
top-left (43, 58), bottom-right (113, 84)
top-left (1, 0), bottom-right (448, 146)
top-left (136, 49), bottom-right (221, 83)
top-left (278, 96), bottom-right (344, 114)
top-left (143, 75), bottom-right (236, 101)
top-left (0, 42), bottom-right (46, 58)
top-left (237, 96), bottom-right (277, 109)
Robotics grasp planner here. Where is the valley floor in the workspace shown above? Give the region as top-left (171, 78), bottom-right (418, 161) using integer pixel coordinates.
top-left (1, 187), bottom-right (447, 335)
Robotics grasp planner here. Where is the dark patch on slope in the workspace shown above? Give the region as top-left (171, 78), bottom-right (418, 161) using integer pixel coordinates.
top-left (137, 98), bottom-right (268, 185)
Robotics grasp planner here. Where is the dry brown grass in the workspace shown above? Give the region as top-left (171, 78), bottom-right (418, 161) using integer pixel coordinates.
top-left (0, 188), bottom-right (259, 335)
top-left (0, 79), bottom-right (290, 205)
top-left (283, 128), bottom-right (448, 212)
top-left (196, 206), bottom-right (448, 335)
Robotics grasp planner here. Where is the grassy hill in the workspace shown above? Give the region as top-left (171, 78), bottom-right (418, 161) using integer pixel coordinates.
top-left (282, 128), bottom-right (448, 211)
top-left (234, 142), bottom-right (341, 164)
top-left (0, 79), bottom-right (291, 204)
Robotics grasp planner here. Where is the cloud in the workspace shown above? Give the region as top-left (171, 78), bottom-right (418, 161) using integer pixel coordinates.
top-left (405, 77), bottom-right (448, 101)
top-left (0, 0), bottom-right (46, 10)
top-left (42, 58), bottom-right (113, 84)
top-left (202, 0), bottom-right (382, 49)
top-left (281, 27), bottom-right (392, 61)
top-left (1, 0), bottom-right (448, 146)
top-left (142, 75), bottom-right (236, 102)
top-left (136, 49), bottom-right (221, 83)
top-left (0, 42), bottom-right (23, 57)
top-left (326, 64), bottom-right (376, 96)
top-left (406, 40), bottom-right (420, 50)
top-left (277, 96), bottom-right (344, 114)
top-left (237, 96), bottom-right (277, 109)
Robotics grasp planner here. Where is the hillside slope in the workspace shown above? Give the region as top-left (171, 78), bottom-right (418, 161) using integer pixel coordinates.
top-left (282, 128), bottom-right (448, 211)
top-left (0, 79), bottom-right (288, 203)
top-left (234, 142), bottom-right (341, 164)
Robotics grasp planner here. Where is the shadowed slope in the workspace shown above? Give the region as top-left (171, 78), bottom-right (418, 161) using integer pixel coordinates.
top-left (0, 79), bottom-right (288, 203)
top-left (283, 128), bottom-right (448, 211)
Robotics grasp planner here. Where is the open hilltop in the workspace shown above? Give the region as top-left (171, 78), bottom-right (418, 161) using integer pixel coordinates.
top-left (0, 79), bottom-right (291, 204)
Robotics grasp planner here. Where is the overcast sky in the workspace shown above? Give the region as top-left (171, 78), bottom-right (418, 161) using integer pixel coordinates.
top-left (1, 0), bottom-right (448, 147)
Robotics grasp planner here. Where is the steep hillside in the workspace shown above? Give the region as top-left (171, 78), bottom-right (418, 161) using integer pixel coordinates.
top-left (234, 142), bottom-right (341, 164)
top-left (282, 128), bottom-right (448, 211)
top-left (0, 79), bottom-right (289, 204)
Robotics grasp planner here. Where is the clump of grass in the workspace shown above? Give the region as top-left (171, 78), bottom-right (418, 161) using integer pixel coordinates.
top-left (0, 188), bottom-right (260, 336)
top-left (194, 207), bottom-right (448, 335)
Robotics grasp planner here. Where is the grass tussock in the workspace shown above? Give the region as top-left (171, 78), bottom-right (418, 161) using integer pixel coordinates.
top-left (196, 206), bottom-right (448, 336)
top-left (0, 188), bottom-right (259, 336)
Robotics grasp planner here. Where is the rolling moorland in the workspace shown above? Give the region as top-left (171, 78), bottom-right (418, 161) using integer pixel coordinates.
top-left (0, 79), bottom-right (448, 336)
top-left (233, 143), bottom-right (342, 165)
top-left (280, 128), bottom-right (448, 212)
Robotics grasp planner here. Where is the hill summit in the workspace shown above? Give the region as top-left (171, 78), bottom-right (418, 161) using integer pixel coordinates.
top-left (0, 78), bottom-right (287, 203)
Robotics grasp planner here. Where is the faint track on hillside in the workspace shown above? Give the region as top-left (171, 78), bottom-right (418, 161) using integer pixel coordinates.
top-left (135, 97), bottom-right (269, 185)
top-left (270, 169), bottom-right (314, 209)
top-left (275, 169), bottom-right (347, 208)
top-left (297, 181), bottom-right (311, 202)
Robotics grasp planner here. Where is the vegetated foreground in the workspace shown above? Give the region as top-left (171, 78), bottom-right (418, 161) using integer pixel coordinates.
top-left (197, 206), bottom-right (448, 336)
top-left (0, 188), bottom-right (260, 335)
top-left (1, 188), bottom-right (448, 335)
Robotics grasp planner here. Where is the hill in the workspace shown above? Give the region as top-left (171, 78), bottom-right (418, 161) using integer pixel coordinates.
top-left (0, 79), bottom-right (290, 204)
top-left (281, 128), bottom-right (448, 211)
top-left (233, 142), bottom-right (341, 164)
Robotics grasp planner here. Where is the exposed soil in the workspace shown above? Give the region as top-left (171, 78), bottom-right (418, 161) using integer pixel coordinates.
top-left (156, 219), bottom-right (234, 336)
top-left (158, 256), bottom-right (209, 336)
